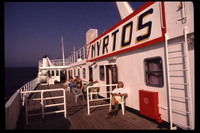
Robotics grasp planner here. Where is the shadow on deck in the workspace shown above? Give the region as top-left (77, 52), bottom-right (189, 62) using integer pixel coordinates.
top-left (16, 83), bottom-right (169, 130)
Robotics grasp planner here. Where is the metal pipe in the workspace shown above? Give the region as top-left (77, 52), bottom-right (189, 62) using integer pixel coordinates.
top-left (61, 36), bottom-right (65, 66)
top-left (164, 33), bottom-right (173, 130)
top-left (183, 26), bottom-right (193, 129)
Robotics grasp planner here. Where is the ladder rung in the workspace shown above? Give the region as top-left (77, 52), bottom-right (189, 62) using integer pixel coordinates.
top-left (169, 82), bottom-right (189, 85)
top-left (169, 75), bottom-right (184, 77)
top-left (168, 50), bottom-right (182, 53)
top-left (169, 63), bottom-right (183, 65)
top-left (167, 41), bottom-right (185, 46)
top-left (168, 69), bottom-right (188, 72)
top-left (168, 55), bottom-right (186, 59)
top-left (171, 108), bottom-right (190, 114)
top-left (170, 87), bottom-right (185, 90)
top-left (171, 95), bottom-right (190, 100)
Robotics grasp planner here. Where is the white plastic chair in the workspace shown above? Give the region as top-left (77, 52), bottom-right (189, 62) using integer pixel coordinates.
top-left (72, 87), bottom-right (84, 103)
top-left (65, 86), bottom-right (71, 92)
top-left (63, 83), bottom-right (70, 92)
top-left (75, 91), bottom-right (84, 103)
top-left (109, 95), bottom-right (126, 115)
top-left (89, 87), bottom-right (99, 100)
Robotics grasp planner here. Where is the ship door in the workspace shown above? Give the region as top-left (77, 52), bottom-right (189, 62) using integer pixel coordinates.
top-left (68, 70), bottom-right (71, 79)
top-left (89, 66), bottom-right (93, 80)
top-left (106, 65), bottom-right (118, 97)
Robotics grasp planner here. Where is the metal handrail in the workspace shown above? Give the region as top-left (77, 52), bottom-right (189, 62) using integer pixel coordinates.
top-left (38, 44), bottom-right (89, 67)
top-left (21, 88), bottom-right (67, 124)
top-left (5, 77), bottom-right (39, 129)
top-left (19, 77), bottom-right (39, 106)
top-left (87, 84), bottom-right (118, 115)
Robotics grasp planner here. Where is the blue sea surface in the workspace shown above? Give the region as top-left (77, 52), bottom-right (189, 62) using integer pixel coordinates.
top-left (5, 67), bottom-right (38, 103)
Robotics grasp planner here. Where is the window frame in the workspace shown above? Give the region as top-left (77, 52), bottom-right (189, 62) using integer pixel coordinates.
top-left (78, 68), bottom-right (80, 77)
top-left (74, 69), bottom-right (76, 77)
top-left (83, 68), bottom-right (86, 79)
top-left (99, 65), bottom-right (105, 81)
top-left (144, 56), bottom-right (164, 87)
top-left (71, 69), bottom-right (73, 77)
top-left (56, 70), bottom-right (59, 76)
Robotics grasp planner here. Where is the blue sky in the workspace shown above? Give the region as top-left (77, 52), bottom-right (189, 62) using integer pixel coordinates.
top-left (4, 2), bottom-right (145, 67)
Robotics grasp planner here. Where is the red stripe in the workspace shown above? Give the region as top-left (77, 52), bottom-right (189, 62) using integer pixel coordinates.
top-left (86, 36), bottom-right (165, 62)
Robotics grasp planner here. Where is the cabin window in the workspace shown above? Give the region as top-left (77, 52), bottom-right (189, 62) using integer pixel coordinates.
top-left (144, 57), bottom-right (164, 87)
top-left (47, 71), bottom-right (50, 77)
top-left (71, 70), bottom-right (73, 77)
top-left (56, 70), bottom-right (59, 76)
top-left (68, 70), bottom-right (70, 78)
top-left (99, 65), bottom-right (105, 81)
top-left (78, 69), bottom-right (80, 77)
top-left (74, 69), bottom-right (76, 77)
top-left (83, 68), bottom-right (86, 79)
top-left (52, 70), bottom-right (54, 76)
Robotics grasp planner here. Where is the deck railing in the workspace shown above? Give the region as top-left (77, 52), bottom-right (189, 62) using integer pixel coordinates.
top-left (38, 44), bottom-right (89, 67)
top-left (5, 77), bottom-right (39, 129)
top-left (65, 44), bottom-right (89, 65)
top-left (5, 89), bottom-right (21, 129)
top-left (87, 84), bottom-right (118, 115)
top-left (20, 77), bottom-right (40, 106)
top-left (20, 88), bottom-right (67, 124)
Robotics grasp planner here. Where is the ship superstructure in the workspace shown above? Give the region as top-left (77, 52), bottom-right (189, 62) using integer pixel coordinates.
top-left (6, 2), bottom-right (194, 130)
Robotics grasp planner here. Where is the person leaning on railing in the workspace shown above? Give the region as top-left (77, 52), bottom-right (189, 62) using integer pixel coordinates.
top-left (107, 81), bottom-right (128, 119)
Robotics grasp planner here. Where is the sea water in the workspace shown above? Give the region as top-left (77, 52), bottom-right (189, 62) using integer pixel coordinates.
top-left (5, 67), bottom-right (38, 103)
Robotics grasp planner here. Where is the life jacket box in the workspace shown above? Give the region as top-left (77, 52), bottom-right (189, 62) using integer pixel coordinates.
top-left (139, 90), bottom-right (160, 120)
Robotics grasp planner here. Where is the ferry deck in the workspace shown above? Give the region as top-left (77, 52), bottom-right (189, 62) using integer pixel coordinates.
top-left (16, 82), bottom-right (169, 130)
top-left (5, 2), bottom-right (194, 130)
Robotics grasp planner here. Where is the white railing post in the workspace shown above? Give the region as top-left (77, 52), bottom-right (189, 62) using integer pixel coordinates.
top-left (63, 89), bottom-right (67, 118)
top-left (87, 84), bottom-right (118, 115)
top-left (41, 91), bottom-right (44, 118)
top-left (184, 26), bottom-right (193, 129)
top-left (21, 88), bottom-right (66, 124)
top-left (83, 46), bottom-right (85, 59)
top-left (87, 86), bottom-right (90, 115)
top-left (25, 92), bottom-right (28, 124)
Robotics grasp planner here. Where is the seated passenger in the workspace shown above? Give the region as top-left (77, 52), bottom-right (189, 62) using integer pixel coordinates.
top-left (63, 76), bottom-right (73, 88)
top-left (107, 81), bottom-right (128, 119)
top-left (90, 80), bottom-right (99, 92)
top-left (80, 79), bottom-right (94, 93)
top-left (63, 76), bottom-right (73, 85)
top-left (75, 76), bottom-right (82, 89)
top-left (68, 76), bottom-right (77, 88)
top-left (72, 76), bottom-right (83, 93)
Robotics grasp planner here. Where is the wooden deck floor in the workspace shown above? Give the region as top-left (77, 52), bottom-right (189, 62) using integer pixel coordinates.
top-left (17, 83), bottom-right (168, 130)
